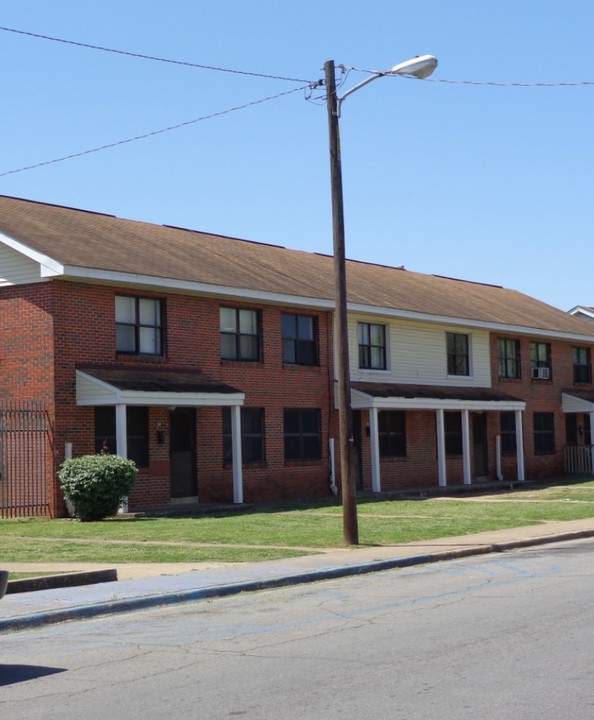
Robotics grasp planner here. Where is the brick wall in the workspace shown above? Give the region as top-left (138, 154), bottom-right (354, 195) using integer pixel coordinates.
top-left (47, 281), bottom-right (337, 509)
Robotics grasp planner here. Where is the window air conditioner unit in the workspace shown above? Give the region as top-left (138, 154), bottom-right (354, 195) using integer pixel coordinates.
top-left (532, 367), bottom-right (550, 380)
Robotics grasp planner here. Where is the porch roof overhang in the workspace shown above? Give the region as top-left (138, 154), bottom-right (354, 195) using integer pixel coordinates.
top-left (76, 366), bottom-right (245, 407)
top-left (351, 382), bottom-right (525, 412)
top-left (562, 389), bottom-right (594, 414)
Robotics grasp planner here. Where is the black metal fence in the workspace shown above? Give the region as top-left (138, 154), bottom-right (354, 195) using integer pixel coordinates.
top-left (0, 401), bottom-right (52, 518)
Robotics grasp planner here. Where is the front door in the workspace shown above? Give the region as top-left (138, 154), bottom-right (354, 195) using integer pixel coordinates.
top-left (169, 409), bottom-right (197, 499)
top-left (472, 413), bottom-right (488, 477)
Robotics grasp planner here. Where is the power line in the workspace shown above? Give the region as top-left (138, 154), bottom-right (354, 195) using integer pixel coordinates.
top-left (0, 85), bottom-right (310, 178)
top-left (349, 66), bottom-right (594, 88)
top-left (0, 25), bottom-right (314, 84)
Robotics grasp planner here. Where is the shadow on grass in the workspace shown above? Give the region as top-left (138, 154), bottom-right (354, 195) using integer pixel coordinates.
top-left (84, 475), bottom-right (594, 524)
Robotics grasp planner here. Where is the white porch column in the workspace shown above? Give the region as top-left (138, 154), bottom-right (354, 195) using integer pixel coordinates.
top-left (515, 409), bottom-right (525, 482)
top-left (436, 409), bottom-right (447, 487)
top-left (115, 404), bottom-right (127, 458)
top-left (589, 411), bottom-right (594, 475)
top-left (115, 404), bottom-right (128, 512)
top-left (231, 404), bottom-right (244, 504)
top-left (462, 409), bottom-right (471, 485)
top-left (369, 407), bottom-right (381, 493)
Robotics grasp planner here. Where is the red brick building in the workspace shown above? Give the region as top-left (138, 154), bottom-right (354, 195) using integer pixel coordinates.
top-left (1, 195), bottom-right (593, 516)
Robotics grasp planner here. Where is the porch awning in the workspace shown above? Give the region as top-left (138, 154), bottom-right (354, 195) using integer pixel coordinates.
top-left (351, 382), bottom-right (525, 412)
top-left (76, 365), bottom-right (245, 407)
top-left (562, 389), bottom-right (594, 414)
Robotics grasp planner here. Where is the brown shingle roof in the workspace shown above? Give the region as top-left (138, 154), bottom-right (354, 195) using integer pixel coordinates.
top-left (0, 194), bottom-right (591, 337)
top-left (77, 365), bottom-right (241, 394)
top-left (352, 382), bottom-right (523, 403)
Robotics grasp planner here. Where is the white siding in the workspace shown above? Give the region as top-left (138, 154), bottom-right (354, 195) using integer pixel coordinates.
top-left (347, 313), bottom-right (492, 388)
top-left (0, 245), bottom-right (45, 285)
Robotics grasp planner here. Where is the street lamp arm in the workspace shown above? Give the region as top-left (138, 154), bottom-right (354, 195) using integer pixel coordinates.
top-left (337, 73), bottom-right (386, 115)
top-left (335, 54), bottom-right (438, 116)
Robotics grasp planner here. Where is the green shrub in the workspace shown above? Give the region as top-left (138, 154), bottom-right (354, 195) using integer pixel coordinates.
top-left (59, 454), bottom-right (138, 521)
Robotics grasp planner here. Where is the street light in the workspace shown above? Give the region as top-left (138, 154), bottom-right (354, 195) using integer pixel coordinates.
top-left (325, 55), bottom-right (438, 545)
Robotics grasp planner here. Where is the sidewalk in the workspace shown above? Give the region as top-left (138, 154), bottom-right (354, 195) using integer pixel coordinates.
top-left (2, 518), bottom-right (594, 635)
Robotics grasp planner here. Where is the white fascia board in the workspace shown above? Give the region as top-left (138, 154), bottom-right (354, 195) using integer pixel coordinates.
top-left (0, 231), bottom-right (64, 277)
top-left (569, 306), bottom-right (594, 319)
top-left (562, 392), bottom-right (594, 414)
top-left (348, 302), bottom-right (594, 344)
top-left (62, 266), bottom-right (334, 310)
top-left (79, 390), bottom-right (245, 407)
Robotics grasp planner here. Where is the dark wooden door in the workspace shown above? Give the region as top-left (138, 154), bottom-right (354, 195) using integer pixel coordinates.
top-left (169, 409), bottom-right (197, 499)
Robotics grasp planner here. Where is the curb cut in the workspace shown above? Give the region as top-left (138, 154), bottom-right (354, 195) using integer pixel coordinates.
top-left (2, 529), bottom-right (593, 635)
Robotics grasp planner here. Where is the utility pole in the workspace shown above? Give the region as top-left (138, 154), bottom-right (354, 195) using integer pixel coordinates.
top-left (325, 59), bottom-right (359, 545)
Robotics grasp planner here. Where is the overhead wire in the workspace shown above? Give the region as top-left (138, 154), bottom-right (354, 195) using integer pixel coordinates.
top-left (348, 65), bottom-right (594, 88)
top-left (2, 23), bottom-right (593, 179)
top-left (0, 85), bottom-right (311, 177)
top-left (0, 25), bottom-right (314, 84)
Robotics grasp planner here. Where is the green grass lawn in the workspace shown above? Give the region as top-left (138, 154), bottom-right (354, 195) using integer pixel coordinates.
top-left (2, 478), bottom-right (594, 565)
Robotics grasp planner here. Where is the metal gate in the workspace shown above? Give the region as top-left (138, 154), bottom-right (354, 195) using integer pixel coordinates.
top-left (0, 401), bottom-right (53, 518)
top-left (564, 444), bottom-right (593, 475)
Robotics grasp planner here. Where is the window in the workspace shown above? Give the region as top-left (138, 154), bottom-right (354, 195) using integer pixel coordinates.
top-left (115, 296), bottom-right (163, 355)
top-left (220, 308), bottom-right (260, 361)
top-left (500, 412), bottom-right (517, 454)
top-left (444, 411), bottom-right (463, 456)
top-left (94, 406), bottom-right (149, 468)
top-left (358, 323), bottom-right (386, 370)
top-left (284, 409), bottom-right (321, 461)
top-left (447, 333), bottom-right (470, 376)
top-left (282, 314), bottom-right (317, 365)
top-left (573, 347), bottom-right (592, 384)
top-left (533, 412), bottom-right (555, 454)
top-left (498, 338), bottom-right (520, 379)
top-left (379, 411), bottom-right (407, 457)
top-left (530, 342), bottom-right (551, 380)
top-left (222, 408), bottom-right (265, 464)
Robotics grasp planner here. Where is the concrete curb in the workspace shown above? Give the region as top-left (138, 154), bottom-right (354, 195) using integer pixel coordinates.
top-left (3, 528), bottom-right (593, 635)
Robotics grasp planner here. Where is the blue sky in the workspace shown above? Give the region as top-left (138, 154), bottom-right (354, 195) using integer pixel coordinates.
top-left (1, 1), bottom-right (593, 311)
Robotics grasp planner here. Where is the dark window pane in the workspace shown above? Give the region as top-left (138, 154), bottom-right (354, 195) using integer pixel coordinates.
top-left (444, 411), bottom-right (463, 455)
top-left (282, 314), bottom-right (317, 365)
top-left (284, 409), bottom-right (321, 461)
top-left (221, 334), bottom-right (237, 360)
top-left (240, 335), bottom-right (258, 360)
top-left (222, 408), bottom-right (264, 464)
top-left (358, 323), bottom-right (386, 370)
top-left (94, 406), bottom-right (148, 468)
top-left (500, 412), bottom-right (517, 454)
top-left (533, 412), bottom-right (555, 454)
top-left (115, 296), bottom-right (162, 356)
top-left (379, 411), bottom-right (406, 458)
top-left (220, 308), bottom-right (260, 361)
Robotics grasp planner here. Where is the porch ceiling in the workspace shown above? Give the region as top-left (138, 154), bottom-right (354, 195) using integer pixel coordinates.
top-left (76, 365), bottom-right (245, 407)
top-left (351, 382), bottom-right (525, 411)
